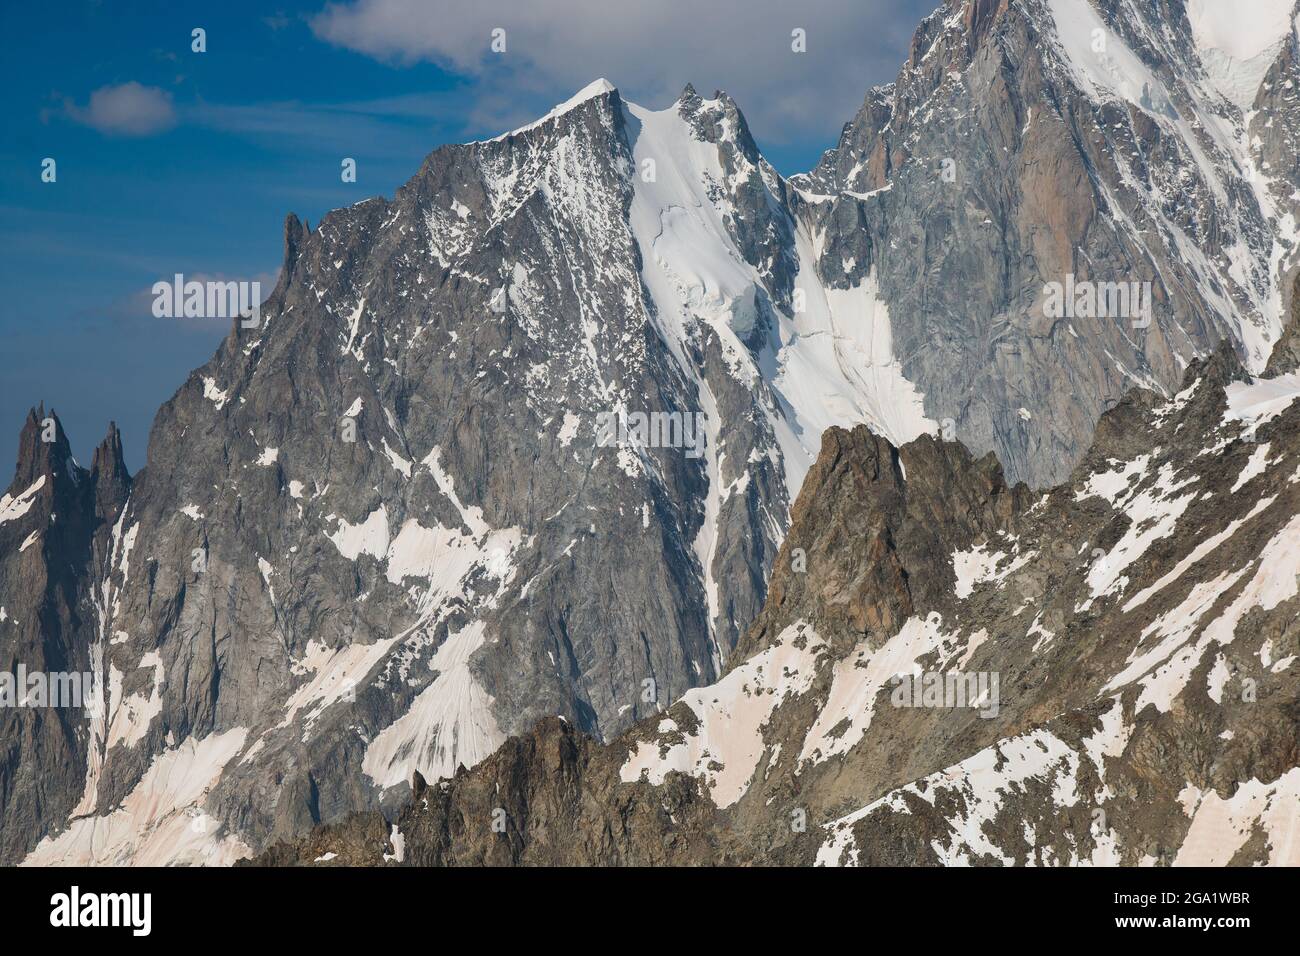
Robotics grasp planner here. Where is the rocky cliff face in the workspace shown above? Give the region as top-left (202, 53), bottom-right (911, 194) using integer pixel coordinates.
top-left (798, 0), bottom-right (1300, 486)
top-left (253, 333), bottom-right (1300, 866)
top-left (1265, 266), bottom-right (1300, 375)
top-left (0, 411), bottom-right (129, 863)
top-left (8, 0), bottom-right (1300, 866)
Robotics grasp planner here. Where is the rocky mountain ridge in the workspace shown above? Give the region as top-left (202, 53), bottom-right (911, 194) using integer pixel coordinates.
top-left (254, 334), bottom-right (1300, 866)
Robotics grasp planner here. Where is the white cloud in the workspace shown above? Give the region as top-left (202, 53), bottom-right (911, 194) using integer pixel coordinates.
top-left (310, 0), bottom-right (938, 144)
top-left (66, 82), bottom-right (177, 136)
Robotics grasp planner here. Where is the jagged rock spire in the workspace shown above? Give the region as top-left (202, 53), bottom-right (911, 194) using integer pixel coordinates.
top-left (90, 420), bottom-right (131, 522)
top-left (11, 404), bottom-right (74, 491)
top-left (1264, 272), bottom-right (1300, 377)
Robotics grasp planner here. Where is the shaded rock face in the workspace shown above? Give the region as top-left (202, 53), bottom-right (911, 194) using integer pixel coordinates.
top-left (254, 342), bottom-right (1300, 866)
top-left (737, 427), bottom-right (1029, 662)
top-left (797, 0), bottom-right (1300, 487)
top-left (1264, 272), bottom-right (1300, 376)
top-left (248, 716), bottom-right (725, 867)
top-left (0, 411), bottom-right (129, 862)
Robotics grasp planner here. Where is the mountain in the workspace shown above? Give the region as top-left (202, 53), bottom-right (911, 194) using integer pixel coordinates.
top-left (797, 0), bottom-right (1300, 487)
top-left (6, 0), bottom-right (1300, 864)
top-left (6, 77), bottom-right (942, 865)
top-left (252, 332), bottom-right (1300, 866)
top-left (0, 411), bottom-right (129, 864)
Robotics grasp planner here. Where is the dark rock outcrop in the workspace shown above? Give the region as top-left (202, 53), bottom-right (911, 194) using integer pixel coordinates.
top-left (0, 411), bottom-right (130, 862)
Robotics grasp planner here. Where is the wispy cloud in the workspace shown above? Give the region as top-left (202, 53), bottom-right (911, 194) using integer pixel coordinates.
top-left (308, 0), bottom-right (940, 142)
top-left (186, 89), bottom-right (476, 154)
top-left (63, 81), bottom-right (177, 136)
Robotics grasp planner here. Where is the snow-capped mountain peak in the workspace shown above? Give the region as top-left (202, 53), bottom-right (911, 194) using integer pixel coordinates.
top-left (483, 76), bottom-right (619, 143)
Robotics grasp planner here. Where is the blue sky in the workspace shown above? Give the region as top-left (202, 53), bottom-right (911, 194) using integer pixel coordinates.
top-left (0, 0), bottom-right (937, 478)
